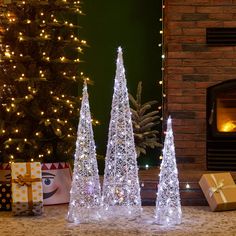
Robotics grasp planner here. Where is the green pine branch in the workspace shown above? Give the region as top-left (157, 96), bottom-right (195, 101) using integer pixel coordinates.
top-left (129, 81), bottom-right (162, 158)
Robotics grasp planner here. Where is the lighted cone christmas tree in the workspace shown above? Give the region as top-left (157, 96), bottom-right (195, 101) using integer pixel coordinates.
top-left (67, 81), bottom-right (101, 224)
top-left (102, 47), bottom-right (142, 218)
top-left (155, 116), bottom-right (182, 225)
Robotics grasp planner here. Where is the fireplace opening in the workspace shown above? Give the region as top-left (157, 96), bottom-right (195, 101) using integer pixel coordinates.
top-left (207, 79), bottom-right (236, 170)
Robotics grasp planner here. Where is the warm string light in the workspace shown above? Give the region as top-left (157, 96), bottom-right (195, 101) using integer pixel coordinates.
top-left (159, 0), bottom-right (165, 160)
top-left (1, 0), bottom-right (97, 164)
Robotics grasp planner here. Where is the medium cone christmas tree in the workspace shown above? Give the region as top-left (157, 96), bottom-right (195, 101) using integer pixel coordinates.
top-left (155, 116), bottom-right (182, 225)
top-left (102, 47), bottom-right (142, 218)
top-left (67, 81), bottom-right (101, 224)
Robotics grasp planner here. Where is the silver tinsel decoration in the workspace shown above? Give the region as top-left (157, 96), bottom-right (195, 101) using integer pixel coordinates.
top-left (67, 81), bottom-right (101, 224)
top-left (102, 47), bottom-right (142, 219)
top-left (155, 116), bottom-right (182, 225)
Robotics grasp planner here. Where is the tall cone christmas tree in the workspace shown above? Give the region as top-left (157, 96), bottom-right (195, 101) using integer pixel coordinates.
top-left (102, 47), bottom-right (142, 218)
top-left (67, 81), bottom-right (101, 224)
top-left (155, 116), bottom-right (182, 225)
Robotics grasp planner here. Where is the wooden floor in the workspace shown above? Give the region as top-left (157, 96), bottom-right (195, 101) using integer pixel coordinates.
top-left (139, 167), bottom-right (236, 206)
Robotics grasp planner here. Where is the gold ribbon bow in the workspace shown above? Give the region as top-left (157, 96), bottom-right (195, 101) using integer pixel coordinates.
top-left (15, 174), bottom-right (35, 186)
top-left (209, 176), bottom-right (227, 202)
top-left (209, 174), bottom-right (236, 203)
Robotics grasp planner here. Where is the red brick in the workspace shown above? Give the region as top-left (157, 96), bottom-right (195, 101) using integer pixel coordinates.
top-left (182, 104), bottom-right (205, 111)
top-left (168, 95), bottom-right (195, 104)
top-left (176, 148), bottom-right (205, 156)
top-left (167, 0), bottom-right (210, 5)
top-left (223, 6), bottom-right (236, 13)
top-left (166, 88), bottom-right (182, 96)
top-left (166, 59), bottom-right (183, 66)
top-left (169, 21), bottom-right (196, 28)
top-left (194, 82), bottom-right (213, 89)
top-left (197, 6), bottom-right (227, 13)
top-left (182, 59), bottom-right (233, 67)
top-left (209, 13), bottom-right (233, 20)
top-left (182, 28), bottom-right (205, 36)
top-left (182, 89), bottom-right (206, 95)
top-left (175, 141), bottom-right (197, 148)
top-left (168, 82), bottom-right (190, 89)
top-left (224, 21), bottom-right (236, 27)
top-left (222, 52), bottom-right (236, 58)
top-left (168, 51), bottom-right (199, 59)
top-left (196, 21), bottom-right (224, 27)
top-left (167, 44), bottom-right (182, 52)
top-left (174, 119), bottom-right (201, 126)
top-left (208, 46), bottom-right (236, 52)
top-left (193, 52), bottom-right (225, 59)
top-left (168, 28), bottom-right (182, 35)
top-left (167, 104), bottom-right (183, 110)
top-left (195, 142), bottom-right (206, 148)
top-left (168, 5), bottom-right (196, 13)
top-left (174, 125), bottom-right (199, 134)
top-left (193, 67), bottom-right (223, 74)
top-left (166, 13), bottom-right (182, 21)
top-left (166, 74), bottom-right (182, 81)
top-left (174, 133), bottom-right (199, 141)
top-left (211, 0), bottom-right (232, 5)
top-left (168, 36), bottom-right (205, 44)
top-left (209, 74), bottom-right (235, 81)
top-left (167, 67), bottom-right (194, 74)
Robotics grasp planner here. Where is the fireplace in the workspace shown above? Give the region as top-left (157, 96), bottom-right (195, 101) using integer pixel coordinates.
top-left (207, 80), bottom-right (236, 170)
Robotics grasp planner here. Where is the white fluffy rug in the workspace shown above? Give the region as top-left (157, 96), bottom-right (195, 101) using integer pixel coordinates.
top-left (0, 205), bottom-right (236, 236)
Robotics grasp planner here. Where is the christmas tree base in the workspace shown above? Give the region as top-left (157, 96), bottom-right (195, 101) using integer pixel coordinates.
top-left (155, 207), bottom-right (182, 226)
top-left (67, 207), bottom-right (102, 224)
top-left (102, 205), bottom-right (142, 220)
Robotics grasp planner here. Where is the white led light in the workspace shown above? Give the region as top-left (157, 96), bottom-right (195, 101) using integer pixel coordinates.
top-left (155, 116), bottom-right (182, 225)
top-left (67, 81), bottom-right (101, 224)
top-left (102, 47), bottom-right (142, 219)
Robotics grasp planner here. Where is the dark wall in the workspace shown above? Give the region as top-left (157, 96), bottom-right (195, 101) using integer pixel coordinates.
top-left (80, 1), bottom-right (162, 166)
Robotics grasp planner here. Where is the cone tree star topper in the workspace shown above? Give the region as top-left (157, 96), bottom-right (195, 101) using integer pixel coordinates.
top-left (102, 47), bottom-right (142, 218)
top-left (155, 116), bottom-right (182, 225)
top-left (67, 81), bottom-right (101, 224)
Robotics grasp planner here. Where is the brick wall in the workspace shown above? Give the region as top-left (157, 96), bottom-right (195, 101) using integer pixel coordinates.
top-left (164, 0), bottom-right (236, 169)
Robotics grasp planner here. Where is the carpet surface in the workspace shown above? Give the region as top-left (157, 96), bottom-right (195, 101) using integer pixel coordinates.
top-left (0, 205), bottom-right (236, 236)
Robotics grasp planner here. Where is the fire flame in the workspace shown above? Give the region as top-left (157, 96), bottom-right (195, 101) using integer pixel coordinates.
top-left (221, 121), bottom-right (236, 132)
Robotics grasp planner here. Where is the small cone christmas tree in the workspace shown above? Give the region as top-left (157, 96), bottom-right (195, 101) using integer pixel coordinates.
top-left (155, 116), bottom-right (182, 225)
top-left (67, 81), bottom-right (101, 224)
top-left (102, 47), bottom-right (142, 218)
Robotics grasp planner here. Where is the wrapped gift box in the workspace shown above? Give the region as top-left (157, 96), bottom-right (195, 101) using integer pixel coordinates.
top-left (11, 162), bottom-right (43, 216)
top-left (199, 172), bottom-right (236, 211)
top-left (0, 183), bottom-right (11, 211)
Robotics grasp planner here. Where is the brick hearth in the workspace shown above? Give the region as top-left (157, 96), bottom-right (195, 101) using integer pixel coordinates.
top-left (163, 0), bottom-right (236, 170)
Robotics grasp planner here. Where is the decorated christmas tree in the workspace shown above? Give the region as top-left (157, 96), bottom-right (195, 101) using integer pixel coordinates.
top-left (155, 116), bottom-right (182, 225)
top-left (102, 47), bottom-right (142, 218)
top-left (0, 0), bottom-right (98, 163)
top-left (67, 81), bottom-right (101, 224)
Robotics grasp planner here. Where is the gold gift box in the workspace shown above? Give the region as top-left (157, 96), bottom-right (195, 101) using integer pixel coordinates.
top-left (11, 162), bottom-right (43, 216)
top-left (199, 172), bottom-right (236, 211)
